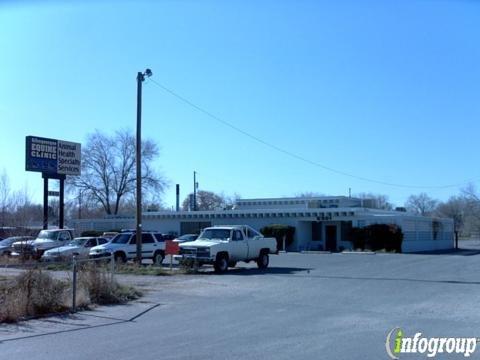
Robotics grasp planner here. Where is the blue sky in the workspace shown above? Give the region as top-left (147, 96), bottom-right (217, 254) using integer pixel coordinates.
top-left (1, 0), bottom-right (479, 209)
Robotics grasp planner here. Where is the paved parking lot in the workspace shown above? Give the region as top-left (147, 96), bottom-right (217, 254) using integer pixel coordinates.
top-left (2, 249), bottom-right (480, 359)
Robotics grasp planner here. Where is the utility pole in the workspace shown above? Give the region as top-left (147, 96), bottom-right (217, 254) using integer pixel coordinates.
top-left (78, 190), bottom-right (82, 219)
top-left (193, 171), bottom-right (197, 211)
top-left (135, 69), bottom-right (152, 264)
top-left (176, 184), bottom-right (180, 212)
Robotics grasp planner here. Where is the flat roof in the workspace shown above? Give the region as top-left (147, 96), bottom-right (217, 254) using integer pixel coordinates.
top-left (236, 196), bottom-right (355, 202)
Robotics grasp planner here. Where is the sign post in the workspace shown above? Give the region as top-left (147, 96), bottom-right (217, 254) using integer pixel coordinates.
top-left (25, 136), bottom-right (81, 229)
top-left (165, 240), bottom-right (180, 272)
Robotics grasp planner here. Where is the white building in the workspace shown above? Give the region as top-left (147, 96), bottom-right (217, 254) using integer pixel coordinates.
top-left (72, 196), bottom-right (454, 253)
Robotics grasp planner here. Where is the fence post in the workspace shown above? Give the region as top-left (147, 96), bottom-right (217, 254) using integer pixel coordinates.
top-left (71, 255), bottom-right (77, 313)
top-left (110, 252), bottom-right (115, 282)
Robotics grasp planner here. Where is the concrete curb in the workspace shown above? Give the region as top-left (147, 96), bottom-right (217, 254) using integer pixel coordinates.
top-left (341, 251), bottom-right (376, 255)
top-left (300, 251), bottom-right (332, 254)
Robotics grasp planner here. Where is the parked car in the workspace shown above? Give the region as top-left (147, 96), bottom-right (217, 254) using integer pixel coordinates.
top-left (0, 236), bottom-right (35, 256)
top-left (12, 229), bottom-right (75, 259)
top-left (173, 234), bottom-right (199, 243)
top-left (174, 225), bottom-right (277, 273)
top-left (89, 231), bottom-right (165, 263)
top-left (42, 237), bottom-right (109, 261)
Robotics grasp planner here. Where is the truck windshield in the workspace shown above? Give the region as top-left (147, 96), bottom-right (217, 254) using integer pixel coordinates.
top-left (37, 231), bottom-right (57, 240)
top-left (199, 229), bottom-right (231, 241)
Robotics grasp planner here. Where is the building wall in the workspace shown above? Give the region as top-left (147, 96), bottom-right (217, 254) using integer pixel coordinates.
top-left (356, 215), bottom-right (453, 253)
top-left (73, 218), bottom-right (135, 235)
top-left (399, 217), bottom-right (453, 252)
top-left (71, 208), bottom-right (454, 253)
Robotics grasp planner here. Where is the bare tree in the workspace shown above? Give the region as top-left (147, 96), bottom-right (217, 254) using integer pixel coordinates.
top-left (459, 184), bottom-right (480, 235)
top-left (10, 185), bottom-right (42, 227)
top-left (0, 169), bottom-right (11, 227)
top-left (223, 193), bottom-right (241, 210)
top-left (182, 190), bottom-right (235, 211)
top-left (122, 192), bottom-right (167, 213)
top-left (70, 129), bottom-right (167, 215)
top-left (66, 192), bottom-right (106, 220)
top-left (436, 196), bottom-right (467, 235)
top-left (405, 192), bottom-right (438, 216)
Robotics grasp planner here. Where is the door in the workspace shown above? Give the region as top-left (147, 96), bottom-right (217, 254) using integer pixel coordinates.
top-left (325, 225), bottom-right (337, 252)
top-left (230, 230), bottom-right (248, 261)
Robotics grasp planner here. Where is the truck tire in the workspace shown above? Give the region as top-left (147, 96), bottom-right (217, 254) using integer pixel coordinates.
top-left (256, 250), bottom-right (269, 269)
top-left (214, 253), bottom-right (229, 273)
top-left (114, 252), bottom-right (126, 263)
top-left (228, 261), bottom-right (237, 268)
top-left (153, 251), bottom-right (165, 265)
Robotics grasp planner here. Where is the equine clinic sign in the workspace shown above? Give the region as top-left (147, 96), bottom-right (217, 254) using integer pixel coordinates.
top-left (25, 136), bottom-right (81, 176)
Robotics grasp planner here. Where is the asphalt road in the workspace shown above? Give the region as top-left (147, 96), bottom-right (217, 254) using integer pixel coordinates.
top-left (2, 247), bottom-right (480, 359)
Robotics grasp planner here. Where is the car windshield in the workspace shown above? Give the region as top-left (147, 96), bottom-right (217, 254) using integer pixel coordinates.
top-left (67, 238), bottom-right (88, 246)
top-left (198, 229), bottom-right (231, 241)
top-left (179, 234), bottom-right (196, 240)
top-left (111, 234), bottom-right (131, 244)
top-left (37, 230), bottom-right (57, 240)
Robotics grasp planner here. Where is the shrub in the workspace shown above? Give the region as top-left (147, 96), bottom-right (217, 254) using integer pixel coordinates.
top-left (260, 224), bottom-right (295, 251)
top-left (0, 265), bottom-right (141, 323)
top-left (0, 269), bottom-right (69, 323)
top-left (349, 224), bottom-right (403, 252)
top-left (78, 264), bottom-right (141, 305)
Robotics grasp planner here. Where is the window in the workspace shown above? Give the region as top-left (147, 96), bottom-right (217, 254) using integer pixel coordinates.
top-left (142, 234), bottom-right (155, 243)
top-left (112, 234), bottom-right (131, 244)
top-left (199, 229), bottom-right (231, 240)
top-left (98, 238), bottom-right (108, 245)
top-left (233, 230), bottom-right (244, 241)
top-left (129, 236), bottom-right (137, 245)
top-left (246, 227), bottom-right (261, 238)
top-left (154, 233), bottom-right (164, 242)
top-left (85, 238), bottom-right (97, 247)
top-left (59, 232), bottom-right (71, 241)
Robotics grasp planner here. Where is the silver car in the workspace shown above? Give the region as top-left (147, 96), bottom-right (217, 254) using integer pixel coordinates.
top-left (42, 237), bottom-right (109, 261)
top-left (0, 236), bottom-right (35, 256)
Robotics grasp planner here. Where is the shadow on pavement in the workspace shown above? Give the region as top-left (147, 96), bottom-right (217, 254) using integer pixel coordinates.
top-left (410, 249), bottom-right (480, 256)
top-left (305, 274), bottom-right (480, 286)
top-left (202, 267), bottom-right (313, 276)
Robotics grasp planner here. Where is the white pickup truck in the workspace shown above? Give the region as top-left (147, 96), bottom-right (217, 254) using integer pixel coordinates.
top-left (174, 225), bottom-right (277, 273)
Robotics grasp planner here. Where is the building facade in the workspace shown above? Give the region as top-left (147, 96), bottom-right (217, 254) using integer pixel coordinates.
top-left (73, 196), bottom-right (454, 253)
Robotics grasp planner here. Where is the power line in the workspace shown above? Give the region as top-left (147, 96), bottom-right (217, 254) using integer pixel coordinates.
top-left (147, 78), bottom-right (478, 190)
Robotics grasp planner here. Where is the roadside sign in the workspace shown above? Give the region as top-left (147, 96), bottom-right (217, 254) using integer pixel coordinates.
top-left (165, 240), bottom-right (179, 255)
top-left (25, 136), bottom-right (81, 175)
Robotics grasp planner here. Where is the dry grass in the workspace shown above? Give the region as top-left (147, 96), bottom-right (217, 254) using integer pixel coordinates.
top-left (178, 258), bottom-right (202, 274)
top-left (0, 255), bottom-right (38, 267)
top-left (0, 265), bottom-right (140, 323)
top-left (0, 269), bottom-right (69, 323)
top-left (78, 264), bottom-right (141, 305)
top-left (114, 263), bottom-right (171, 276)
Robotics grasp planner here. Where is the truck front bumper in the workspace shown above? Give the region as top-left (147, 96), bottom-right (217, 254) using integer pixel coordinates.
top-left (173, 254), bottom-right (214, 264)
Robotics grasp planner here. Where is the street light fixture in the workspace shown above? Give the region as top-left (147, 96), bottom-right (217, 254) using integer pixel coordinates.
top-left (136, 68), bottom-right (152, 264)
